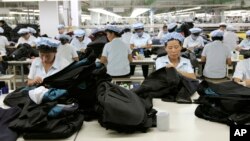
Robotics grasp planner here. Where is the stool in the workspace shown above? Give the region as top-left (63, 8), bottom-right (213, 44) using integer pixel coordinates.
top-left (0, 75), bottom-right (16, 90)
top-left (112, 76), bottom-right (144, 84)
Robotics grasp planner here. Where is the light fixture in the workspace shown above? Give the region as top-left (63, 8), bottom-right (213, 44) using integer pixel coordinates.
top-left (2, 0), bottom-right (42, 2)
top-left (88, 8), bottom-right (122, 18)
top-left (9, 11), bottom-right (39, 16)
top-left (130, 8), bottom-right (150, 18)
top-left (23, 9), bottom-right (40, 13)
top-left (155, 7), bottom-right (201, 17)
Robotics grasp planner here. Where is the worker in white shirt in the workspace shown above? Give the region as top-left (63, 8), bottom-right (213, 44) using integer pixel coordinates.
top-left (233, 57), bottom-right (250, 87)
top-left (27, 37), bottom-right (70, 86)
top-left (16, 28), bottom-right (36, 47)
top-left (27, 27), bottom-right (37, 37)
top-left (155, 32), bottom-right (196, 79)
top-left (219, 22), bottom-right (227, 32)
top-left (223, 25), bottom-right (239, 52)
top-left (100, 25), bottom-right (132, 77)
top-left (55, 24), bottom-right (66, 40)
top-left (121, 26), bottom-right (133, 47)
top-left (236, 30), bottom-right (250, 51)
top-left (157, 24), bottom-right (168, 39)
top-left (0, 27), bottom-right (9, 56)
top-left (57, 34), bottom-right (79, 63)
top-left (201, 30), bottom-right (232, 79)
top-left (70, 29), bottom-right (92, 53)
top-left (167, 23), bottom-right (178, 33)
top-left (130, 23), bottom-right (152, 78)
top-left (183, 27), bottom-right (204, 52)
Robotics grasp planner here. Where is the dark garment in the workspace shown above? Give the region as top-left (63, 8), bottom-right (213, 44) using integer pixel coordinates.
top-left (0, 107), bottom-right (21, 141)
top-left (111, 73), bottom-right (130, 78)
top-left (130, 65), bottom-right (149, 78)
top-left (133, 67), bottom-right (199, 103)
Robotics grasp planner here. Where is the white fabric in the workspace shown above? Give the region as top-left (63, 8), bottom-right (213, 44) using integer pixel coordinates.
top-left (0, 27), bottom-right (4, 33)
top-left (239, 39), bottom-right (250, 50)
top-left (219, 22), bottom-right (227, 26)
top-left (155, 55), bottom-right (194, 73)
top-left (189, 28), bottom-right (202, 33)
top-left (210, 30), bottom-right (224, 37)
top-left (70, 36), bottom-right (92, 51)
top-left (17, 28), bottom-right (30, 34)
top-left (226, 25), bottom-right (236, 31)
top-left (28, 56), bottom-right (70, 80)
top-left (183, 36), bottom-right (204, 49)
top-left (121, 32), bottom-right (133, 45)
top-left (57, 43), bottom-right (78, 63)
top-left (55, 32), bottom-right (66, 40)
top-left (106, 25), bottom-right (121, 33)
top-left (246, 30), bottom-right (250, 36)
top-left (0, 36), bottom-right (9, 55)
top-left (27, 27), bottom-right (36, 34)
top-left (202, 41), bottom-right (231, 78)
top-left (35, 37), bottom-right (60, 48)
top-left (157, 30), bottom-right (168, 39)
top-left (233, 58), bottom-right (250, 80)
top-left (58, 24), bottom-right (65, 29)
top-left (16, 35), bottom-right (36, 47)
top-left (223, 31), bottom-right (239, 51)
top-left (133, 23), bottom-right (144, 29)
top-left (130, 33), bottom-right (152, 48)
top-left (28, 86), bottom-right (49, 104)
top-left (102, 38), bottom-right (132, 76)
top-left (74, 29), bottom-right (85, 37)
top-left (168, 23), bottom-right (177, 31)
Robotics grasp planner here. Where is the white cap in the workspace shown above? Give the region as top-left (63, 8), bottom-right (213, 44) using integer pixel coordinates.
top-left (133, 23), bottom-right (144, 30)
top-left (246, 30), bottom-right (250, 36)
top-left (168, 23), bottom-right (177, 31)
top-left (58, 34), bottom-right (71, 41)
top-left (105, 25), bottom-right (121, 33)
top-left (162, 32), bottom-right (185, 44)
top-left (189, 27), bottom-right (202, 33)
top-left (0, 27), bottom-right (4, 33)
top-left (36, 37), bottom-right (60, 48)
top-left (27, 27), bottom-right (36, 34)
top-left (18, 28), bottom-right (30, 34)
top-left (210, 30), bottom-right (224, 37)
top-left (219, 22), bottom-right (227, 27)
top-left (226, 25), bottom-right (236, 31)
top-left (58, 24), bottom-right (65, 30)
top-left (74, 29), bottom-right (85, 37)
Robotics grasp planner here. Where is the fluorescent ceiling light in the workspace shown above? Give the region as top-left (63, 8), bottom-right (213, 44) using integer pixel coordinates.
top-left (2, 0), bottom-right (42, 1)
top-left (155, 6), bottom-right (201, 17)
top-left (23, 9), bottom-right (40, 12)
top-left (9, 11), bottom-right (39, 16)
top-left (88, 8), bottom-right (122, 18)
top-left (130, 8), bottom-right (150, 18)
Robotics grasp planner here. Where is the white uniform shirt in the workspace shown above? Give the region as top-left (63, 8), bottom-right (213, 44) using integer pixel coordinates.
top-left (57, 43), bottom-right (78, 63)
top-left (202, 41), bottom-right (231, 78)
top-left (233, 58), bottom-right (250, 80)
top-left (121, 32), bottom-right (133, 46)
top-left (223, 31), bottom-right (239, 51)
top-left (157, 30), bottom-right (168, 39)
top-left (70, 37), bottom-right (92, 51)
top-left (183, 36), bottom-right (204, 49)
top-left (28, 56), bottom-right (70, 80)
top-left (0, 35), bottom-right (9, 55)
top-left (239, 39), bottom-right (250, 50)
top-left (130, 33), bottom-right (152, 49)
top-left (102, 38), bottom-right (132, 76)
top-left (16, 35), bottom-right (36, 47)
top-left (155, 55), bottom-right (194, 73)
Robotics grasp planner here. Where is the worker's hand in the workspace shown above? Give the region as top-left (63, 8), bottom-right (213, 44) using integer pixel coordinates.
top-left (237, 81), bottom-right (246, 87)
top-left (245, 80), bottom-right (250, 87)
top-left (166, 63), bottom-right (175, 68)
top-left (80, 48), bottom-right (85, 52)
top-left (32, 77), bottom-right (43, 85)
top-left (236, 47), bottom-right (242, 51)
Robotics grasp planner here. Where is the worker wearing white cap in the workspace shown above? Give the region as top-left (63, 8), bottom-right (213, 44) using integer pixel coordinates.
top-left (223, 25), bottom-right (239, 52)
top-left (168, 23), bottom-right (178, 33)
top-left (121, 26), bottom-right (133, 47)
top-left (183, 27), bottom-right (204, 51)
top-left (219, 22), bottom-right (227, 32)
top-left (157, 24), bottom-right (168, 39)
top-left (201, 30), bottom-right (231, 79)
top-left (16, 28), bottom-right (36, 47)
top-left (236, 30), bottom-right (250, 51)
top-left (57, 34), bottom-right (79, 63)
top-left (100, 25), bottom-right (132, 77)
top-left (70, 29), bottom-right (92, 52)
top-left (55, 24), bottom-right (66, 40)
top-left (0, 27), bottom-right (9, 56)
top-left (130, 23), bottom-right (152, 78)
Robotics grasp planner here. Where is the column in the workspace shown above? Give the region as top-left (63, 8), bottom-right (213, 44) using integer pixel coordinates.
top-left (39, 1), bottom-right (59, 38)
top-left (70, 0), bottom-right (81, 27)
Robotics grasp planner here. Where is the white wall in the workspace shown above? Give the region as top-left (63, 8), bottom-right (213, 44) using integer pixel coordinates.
top-left (39, 1), bottom-right (59, 38)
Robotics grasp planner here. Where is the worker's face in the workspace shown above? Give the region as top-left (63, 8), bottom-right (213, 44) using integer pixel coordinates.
top-left (135, 29), bottom-right (144, 37)
top-left (40, 52), bottom-right (56, 64)
top-left (165, 40), bottom-right (182, 60)
top-left (163, 27), bottom-right (168, 33)
top-left (106, 32), bottom-right (115, 42)
top-left (58, 28), bottom-right (65, 34)
top-left (76, 36), bottom-right (84, 42)
top-left (247, 35), bottom-right (250, 40)
top-left (219, 26), bottom-right (226, 31)
top-left (23, 33), bottom-right (30, 40)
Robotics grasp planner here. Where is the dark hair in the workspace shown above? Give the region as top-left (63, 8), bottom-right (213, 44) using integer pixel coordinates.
top-left (105, 29), bottom-right (121, 37)
top-left (38, 45), bottom-right (57, 53)
top-left (134, 28), bottom-right (144, 32)
top-left (168, 26), bottom-right (177, 33)
top-left (60, 38), bottom-right (69, 45)
top-left (20, 33), bottom-right (29, 36)
top-left (192, 33), bottom-right (200, 36)
top-left (163, 25), bottom-right (168, 29)
top-left (0, 20), bottom-right (6, 24)
top-left (211, 36), bottom-right (223, 41)
top-left (165, 38), bottom-right (182, 47)
top-left (123, 28), bottom-right (131, 33)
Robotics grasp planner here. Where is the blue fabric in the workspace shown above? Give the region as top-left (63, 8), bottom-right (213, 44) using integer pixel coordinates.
top-left (161, 32), bottom-right (185, 44)
top-left (43, 89), bottom-right (68, 102)
top-left (36, 37), bottom-right (60, 48)
top-left (205, 88), bottom-right (219, 96)
top-left (48, 106), bottom-right (63, 117)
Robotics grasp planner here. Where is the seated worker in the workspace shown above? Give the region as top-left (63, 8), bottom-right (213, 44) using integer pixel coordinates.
top-left (0, 27), bottom-right (9, 56)
top-left (55, 24), bottom-right (66, 40)
top-left (27, 27), bottom-right (37, 38)
top-left (130, 23), bottom-right (152, 78)
top-left (157, 24), bottom-right (168, 39)
top-left (70, 29), bottom-right (92, 53)
top-left (233, 57), bottom-right (250, 87)
top-left (100, 25), bottom-right (132, 77)
top-left (201, 30), bottom-right (232, 79)
top-left (155, 32), bottom-right (196, 79)
top-left (183, 27), bottom-right (204, 52)
top-left (27, 37), bottom-right (70, 86)
top-left (57, 34), bottom-right (79, 63)
top-left (236, 30), bottom-right (250, 51)
top-left (16, 28), bottom-right (36, 47)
